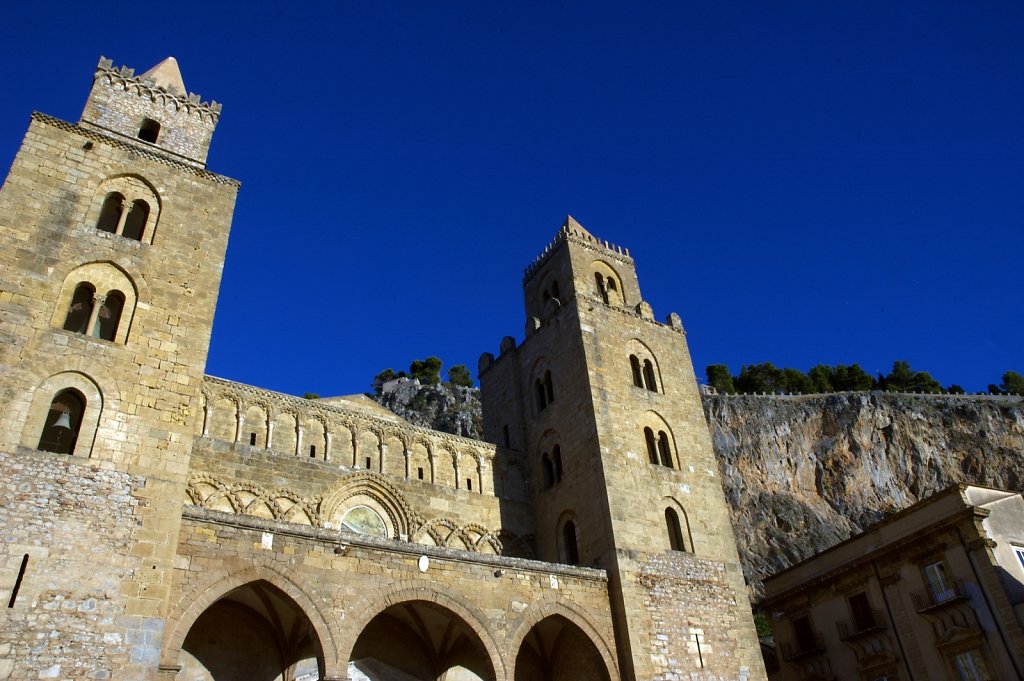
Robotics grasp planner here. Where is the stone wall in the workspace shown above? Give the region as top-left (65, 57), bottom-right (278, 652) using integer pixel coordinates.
top-left (0, 450), bottom-right (151, 680)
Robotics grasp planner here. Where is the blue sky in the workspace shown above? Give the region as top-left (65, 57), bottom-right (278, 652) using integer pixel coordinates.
top-left (2, 1), bottom-right (1021, 395)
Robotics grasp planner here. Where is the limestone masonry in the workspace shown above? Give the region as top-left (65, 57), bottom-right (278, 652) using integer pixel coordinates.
top-left (0, 57), bottom-right (767, 680)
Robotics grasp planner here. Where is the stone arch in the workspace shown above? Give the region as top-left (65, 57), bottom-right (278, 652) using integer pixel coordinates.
top-left (663, 496), bottom-right (694, 554)
top-left (20, 371), bottom-right (104, 458)
top-left (638, 410), bottom-right (678, 470)
top-left (302, 413), bottom-right (327, 460)
top-left (162, 561), bottom-right (342, 678)
top-left (242, 402), bottom-right (268, 448)
top-left (329, 420), bottom-right (354, 463)
top-left (320, 471), bottom-right (418, 539)
top-left (626, 338), bottom-right (663, 394)
top-left (92, 174), bottom-right (162, 243)
top-left (383, 431), bottom-right (406, 479)
top-left (528, 357), bottom-right (555, 415)
top-left (409, 437), bottom-right (432, 483)
top-left (556, 510), bottom-right (580, 566)
top-left (435, 442), bottom-right (458, 488)
top-left (208, 393), bottom-right (238, 442)
top-left (509, 598), bottom-right (618, 681)
top-left (592, 259), bottom-right (624, 306)
top-left (272, 410), bottom-right (298, 454)
top-left (355, 426), bottom-right (382, 471)
top-left (341, 584), bottom-right (507, 681)
top-left (51, 261), bottom-right (139, 344)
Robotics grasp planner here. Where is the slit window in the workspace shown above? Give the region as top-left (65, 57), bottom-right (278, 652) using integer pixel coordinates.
top-left (37, 390), bottom-right (85, 455)
top-left (365, 457), bottom-right (371, 469)
top-left (138, 118), bottom-right (160, 143)
top-left (309, 445), bottom-right (316, 458)
top-left (249, 432), bottom-right (257, 446)
top-left (467, 478), bottom-right (472, 491)
top-left (418, 467), bottom-right (424, 480)
top-left (562, 520), bottom-right (579, 565)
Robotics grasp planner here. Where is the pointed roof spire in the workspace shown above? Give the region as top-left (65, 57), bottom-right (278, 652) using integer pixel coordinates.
top-left (562, 215), bottom-right (593, 238)
top-left (140, 57), bottom-right (186, 95)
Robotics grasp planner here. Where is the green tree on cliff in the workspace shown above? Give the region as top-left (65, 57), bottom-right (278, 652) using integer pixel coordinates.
top-left (447, 364), bottom-right (473, 388)
top-left (989, 371), bottom-right (1024, 395)
top-left (706, 364), bottom-right (736, 394)
top-left (879, 360), bottom-right (942, 394)
top-left (409, 357), bottom-right (443, 385)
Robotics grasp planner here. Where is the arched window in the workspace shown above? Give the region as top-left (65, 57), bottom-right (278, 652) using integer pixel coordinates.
top-left (63, 283), bottom-right (95, 334)
top-left (562, 520), bottom-right (580, 566)
top-left (121, 200), bottom-right (149, 241)
top-left (552, 445), bottom-right (563, 483)
top-left (643, 359), bottom-right (657, 392)
top-left (542, 453), bottom-right (555, 489)
top-left (37, 390), bottom-right (85, 455)
top-left (138, 118), bottom-right (161, 143)
top-left (535, 379), bottom-right (547, 412)
top-left (594, 272), bottom-right (608, 304)
top-left (657, 431), bottom-right (673, 468)
top-left (96, 193), bottom-right (123, 233)
top-left (666, 508), bottom-right (686, 551)
top-left (93, 290), bottom-right (125, 341)
top-left (644, 427), bottom-right (659, 465)
top-left (606, 277), bottom-right (617, 292)
top-left (630, 355), bottom-right (643, 387)
top-left (544, 370), bottom-right (554, 404)
top-left (550, 281), bottom-right (560, 301)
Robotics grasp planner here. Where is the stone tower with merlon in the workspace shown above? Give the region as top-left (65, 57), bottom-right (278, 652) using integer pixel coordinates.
top-left (479, 216), bottom-right (767, 681)
top-left (0, 56), bottom-right (238, 676)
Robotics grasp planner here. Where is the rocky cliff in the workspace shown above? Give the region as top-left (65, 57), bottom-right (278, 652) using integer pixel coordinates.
top-left (704, 392), bottom-right (1024, 597)
top-left (373, 378), bottom-right (483, 439)
top-left (375, 383), bottom-right (1024, 598)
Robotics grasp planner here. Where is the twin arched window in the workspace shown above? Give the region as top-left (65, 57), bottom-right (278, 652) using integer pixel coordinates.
top-left (630, 355), bottom-right (658, 392)
top-left (535, 370), bottom-right (554, 413)
top-left (542, 445), bottom-right (563, 489)
top-left (62, 283), bottom-right (126, 342)
top-left (644, 427), bottom-right (674, 468)
top-left (97, 192), bottom-right (151, 241)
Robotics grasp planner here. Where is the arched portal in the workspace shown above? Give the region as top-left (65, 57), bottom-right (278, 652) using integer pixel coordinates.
top-left (349, 600), bottom-right (495, 681)
top-left (179, 580), bottom-right (324, 681)
top-left (514, 614), bottom-right (611, 681)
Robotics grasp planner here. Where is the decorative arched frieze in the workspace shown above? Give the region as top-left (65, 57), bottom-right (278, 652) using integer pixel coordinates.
top-left (319, 471), bottom-right (420, 540)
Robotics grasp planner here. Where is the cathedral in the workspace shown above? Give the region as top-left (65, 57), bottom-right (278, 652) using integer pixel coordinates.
top-left (0, 57), bottom-right (766, 681)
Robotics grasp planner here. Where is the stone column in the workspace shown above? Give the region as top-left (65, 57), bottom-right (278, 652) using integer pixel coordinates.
top-left (324, 431), bottom-right (332, 461)
top-left (113, 198), bottom-right (130, 236)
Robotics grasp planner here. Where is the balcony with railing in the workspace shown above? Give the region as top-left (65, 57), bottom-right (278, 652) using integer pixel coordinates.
top-left (911, 580), bottom-right (970, 613)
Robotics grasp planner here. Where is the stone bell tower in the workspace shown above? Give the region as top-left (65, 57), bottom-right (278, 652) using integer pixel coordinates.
top-left (0, 56), bottom-right (238, 677)
top-left (479, 217), bottom-right (766, 681)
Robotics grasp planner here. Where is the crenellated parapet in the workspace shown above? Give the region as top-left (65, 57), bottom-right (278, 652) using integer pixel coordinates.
top-left (94, 57), bottom-right (221, 122)
top-left (523, 215), bottom-right (633, 283)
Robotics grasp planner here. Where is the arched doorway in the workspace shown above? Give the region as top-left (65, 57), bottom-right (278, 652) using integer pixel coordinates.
top-left (515, 614), bottom-right (611, 681)
top-left (179, 580), bottom-right (324, 681)
top-left (349, 600), bottom-right (495, 681)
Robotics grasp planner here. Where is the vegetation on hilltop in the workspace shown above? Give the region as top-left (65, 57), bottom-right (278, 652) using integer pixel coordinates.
top-left (705, 361), bottom-right (1022, 397)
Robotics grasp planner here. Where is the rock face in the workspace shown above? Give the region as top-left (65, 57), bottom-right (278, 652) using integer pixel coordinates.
top-left (704, 392), bottom-right (1024, 597)
top-left (374, 378), bottom-right (483, 439)
top-left (375, 383), bottom-right (1024, 598)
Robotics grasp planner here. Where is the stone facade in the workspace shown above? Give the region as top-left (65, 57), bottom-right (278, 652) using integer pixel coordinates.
top-left (0, 57), bottom-right (767, 680)
top-left (762, 484), bottom-right (1024, 681)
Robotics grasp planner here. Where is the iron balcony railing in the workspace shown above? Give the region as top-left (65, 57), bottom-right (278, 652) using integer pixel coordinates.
top-left (780, 632), bottom-right (827, 661)
top-left (911, 579), bottom-right (969, 612)
top-left (837, 608), bottom-right (887, 640)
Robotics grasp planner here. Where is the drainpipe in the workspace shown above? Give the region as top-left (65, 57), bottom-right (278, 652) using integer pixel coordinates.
top-left (871, 558), bottom-right (918, 681)
top-left (956, 525), bottom-right (1024, 680)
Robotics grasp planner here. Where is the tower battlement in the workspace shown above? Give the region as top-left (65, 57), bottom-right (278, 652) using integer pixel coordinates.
top-left (523, 215), bottom-right (632, 283)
